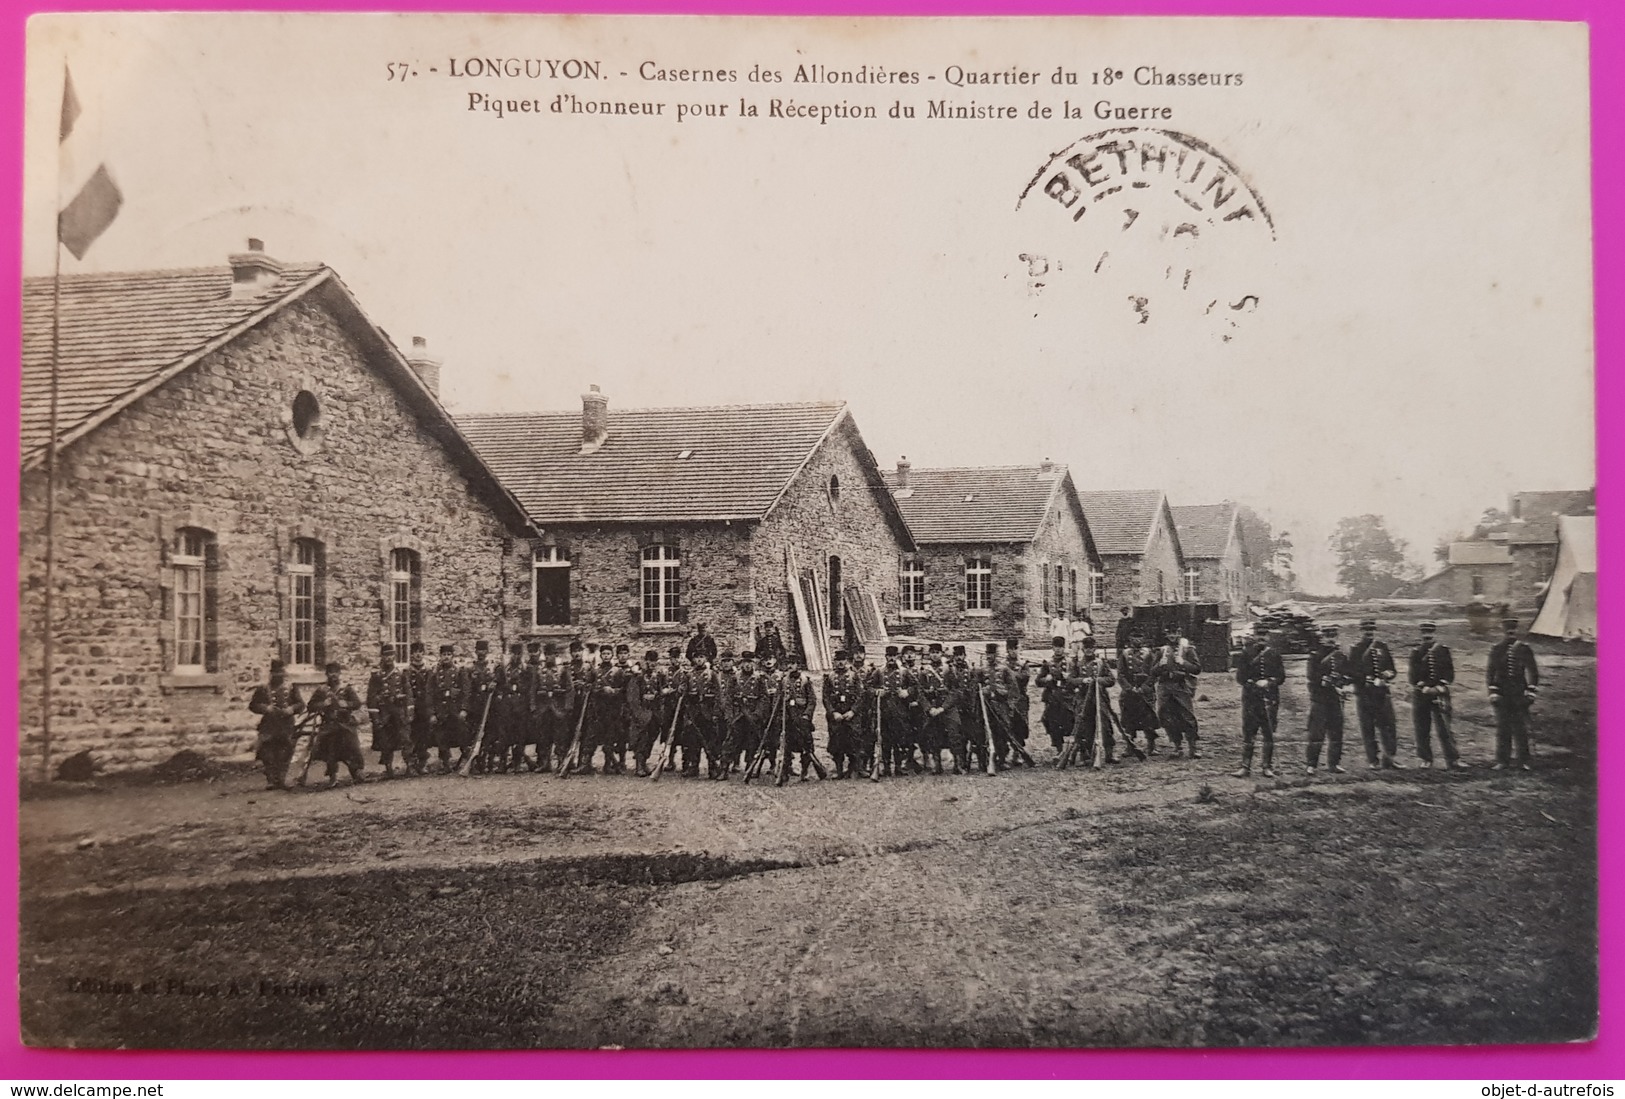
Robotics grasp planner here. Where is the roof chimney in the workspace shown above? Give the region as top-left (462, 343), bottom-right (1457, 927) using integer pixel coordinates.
top-left (406, 336), bottom-right (442, 398)
top-left (228, 238), bottom-right (284, 299)
top-left (895, 456), bottom-right (912, 495)
top-left (581, 385), bottom-right (608, 454)
top-left (1039, 457), bottom-right (1055, 475)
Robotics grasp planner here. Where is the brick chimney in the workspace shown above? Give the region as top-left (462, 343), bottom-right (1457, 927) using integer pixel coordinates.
top-left (406, 336), bottom-right (442, 397)
top-left (581, 385), bottom-right (609, 454)
top-left (894, 456), bottom-right (912, 496)
top-left (228, 238), bottom-right (284, 299)
top-left (1039, 457), bottom-right (1055, 475)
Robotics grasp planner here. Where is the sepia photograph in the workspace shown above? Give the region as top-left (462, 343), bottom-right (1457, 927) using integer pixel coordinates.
top-left (15, 12), bottom-right (1598, 1051)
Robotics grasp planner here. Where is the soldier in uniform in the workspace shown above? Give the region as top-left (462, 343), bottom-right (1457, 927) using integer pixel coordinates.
top-left (606, 644), bottom-right (636, 773)
top-left (463, 640), bottom-right (499, 772)
top-left (561, 643), bottom-right (598, 773)
top-left (1234, 620), bottom-right (1286, 778)
top-left (492, 641), bottom-right (528, 773)
top-left (426, 643), bottom-right (467, 774)
top-left (756, 620), bottom-right (788, 666)
top-left (581, 643), bottom-right (625, 774)
top-left (1036, 635), bottom-right (1077, 757)
top-left (1115, 607), bottom-right (1136, 657)
top-left (533, 642), bottom-right (573, 774)
top-left (822, 649), bottom-right (864, 778)
top-left (625, 649), bottom-right (660, 777)
top-left (896, 645), bottom-right (927, 773)
top-left (964, 643), bottom-right (1006, 771)
top-left (366, 644), bottom-right (414, 778)
top-left (1350, 618), bottom-right (1403, 769)
top-left (781, 658), bottom-right (821, 782)
top-left (307, 660), bottom-right (367, 787)
top-left (1409, 621), bottom-right (1463, 770)
top-left (680, 651), bottom-right (723, 778)
top-left (1005, 639), bottom-right (1034, 766)
top-left (1067, 636), bottom-right (1117, 768)
top-left (748, 650), bottom-right (784, 777)
top-left (1117, 628), bottom-right (1162, 756)
top-left (250, 658), bottom-right (305, 789)
top-left (944, 645), bottom-right (973, 774)
top-left (873, 645), bottom-right (917, 777)
top-left (405, 641), bottom-right (435, 777)
top-left (917, 644), bottom-right (952, 775)
top-left (1305, 624), bottom-right (1350, 775)
top-left (1149, 623), bottom-right (1203, 759)
top-left (1487, 617), bottom-right (1540, 771)
top-left (685, 621), bottom-right (719, 664)
top-left (849, 644), bottom-right (878, 777)
top-left (714, 649), bottom-right (742, 773)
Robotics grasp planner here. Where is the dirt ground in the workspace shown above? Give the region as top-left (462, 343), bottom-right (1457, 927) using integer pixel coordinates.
top-left (18, 619), bottom-right (1598, 1050)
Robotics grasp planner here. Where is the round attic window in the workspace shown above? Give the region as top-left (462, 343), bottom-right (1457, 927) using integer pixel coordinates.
top-left (292, 391), bottom-right (322, 438)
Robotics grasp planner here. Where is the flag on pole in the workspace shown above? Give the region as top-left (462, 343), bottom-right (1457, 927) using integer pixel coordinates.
top-left (57, 66), bottom-right (121, 260)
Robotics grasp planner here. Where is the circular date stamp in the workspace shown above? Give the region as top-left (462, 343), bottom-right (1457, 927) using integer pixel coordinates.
top-left (1015, 127), bottom-right (1275, 340)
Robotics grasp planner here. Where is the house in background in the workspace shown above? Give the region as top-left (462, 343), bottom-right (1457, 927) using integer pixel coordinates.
top-left (1170, 502), bottom-right (1250, 610)
top-left (1504, 489), bottom-right (1596, 608)
top-left (881, 459), bottom-right (1104, 646)
top-left (1407, 541), bottom-right (1516, 604)
top-left (457, 391), bottom-right (914, 663)
top-left (1076, 489), bottom-right (1188, 610)
top-left (18, 242), bottom-right (536, 774)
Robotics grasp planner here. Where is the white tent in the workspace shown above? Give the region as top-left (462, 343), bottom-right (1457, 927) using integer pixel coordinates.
top-left (1530, 514), bottom-right (1596, 640)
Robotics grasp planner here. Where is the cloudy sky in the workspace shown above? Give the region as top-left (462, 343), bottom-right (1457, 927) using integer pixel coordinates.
top-left (23, 14), bottom-right (1595, 592)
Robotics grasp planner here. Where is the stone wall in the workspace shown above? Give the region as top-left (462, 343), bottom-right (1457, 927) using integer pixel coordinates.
top-left (18, 295), bottom-right (531, 775)
top-left (1412, 563), bottom-right (1515, 606)
top-left (897, 543), bottom-right (1029, 646)
top-left (1505, 544), bottom-right (1555, 609)
top-left (1022, 491), bottom-right (1101, 641)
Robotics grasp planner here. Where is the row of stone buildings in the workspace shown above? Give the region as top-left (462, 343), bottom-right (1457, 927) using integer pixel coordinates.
top-left (1407, 490), bottom-right (1596, 607)
top-left (18, 244), bottom-right (1255, 773)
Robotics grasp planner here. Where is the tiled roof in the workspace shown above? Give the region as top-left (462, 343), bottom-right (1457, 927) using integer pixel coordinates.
top-left (882, 464), bottom-right (1066, 544)
top-left (457, 401), bottom-right (889, 526)
top-left (1170, 503), bottom-right (1237, 559)
top-left (20, 263), bottom-right (327, 463)
top-left (20, 260), bottom-right (534, 534)
top-left (1078, 489), bottom-right (1168, 555)
top-left (1448, 541), bottom-right (1512, 566)
top-left (1506, 489), bottom-right (1595, 545)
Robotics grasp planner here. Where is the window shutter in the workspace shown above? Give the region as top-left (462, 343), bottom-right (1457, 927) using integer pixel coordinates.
top-left (921, 558), bottom-right (931, 613)
top-left (959, 558), bottom-right (969, 613)
top-left (630, 542), bottom-right (643, 624)
top-left (203, 541), bottom-right (220, 673)
top-left (898, 555), bottom-right (907, 608)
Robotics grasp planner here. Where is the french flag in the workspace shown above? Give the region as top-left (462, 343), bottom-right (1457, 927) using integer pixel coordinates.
top-left (57, 66), bottom-right (123, 261)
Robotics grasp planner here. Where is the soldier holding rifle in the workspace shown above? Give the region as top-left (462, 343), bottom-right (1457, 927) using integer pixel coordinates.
top-left (1066, 636), bottom-right (1116, 768)
top-left (822, 649), bottom-right (865, 779)
top-left (307, 660), bottom-right (368, 788)
top-left (250, 657), bottom-right (305, 790)
top-left (366, 643), bottom-right (414, 779)
top-left (1036, 634), bottom-right (1077, 758)
top-left (426, 643), bottom-right (468, 775)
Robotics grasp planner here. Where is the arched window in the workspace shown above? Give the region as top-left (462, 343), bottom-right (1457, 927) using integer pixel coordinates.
top-left (827, 474), bottom-right (841, 506)
top-left (828, 555), bottom-right (843, 626)
top-left (172, 528), bottom-right (211, 673)
top-left (388, 548), bottom-right (421, 661)
top-left (289, 538), bottom-right (325, 669)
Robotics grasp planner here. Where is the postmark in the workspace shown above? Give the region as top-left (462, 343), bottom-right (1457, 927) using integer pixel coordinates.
top-left (1015, 127), bottom-right (1275, 340)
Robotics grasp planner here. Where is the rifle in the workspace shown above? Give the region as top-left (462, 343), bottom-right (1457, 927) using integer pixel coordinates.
top-left (775, 679), bottom-right (795, 787)
top-left (291, 712), bottom-right (321, 786)
top-left (976, 685), bottom-right (999, 776)
top-left (869, 691), bottom-right (883, 783)
top-left (555, 689), bottom-right (592, 779)
top-left (456, 691), bottom-right (495, 777)
top-left (650, 695), bottom-right (684, 783)
top-left (744, 683), bottom-right (785, 784)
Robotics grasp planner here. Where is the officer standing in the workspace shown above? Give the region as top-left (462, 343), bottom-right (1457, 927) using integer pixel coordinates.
top-left (1409, 621), bottom-right (1463, 770)
top-left (1036, 635), bottom-right (1077, 757)
top-left (1150, 623), bottom-right (1203, 759)
top-left (366, 644), bottom-right (414, 779)
top-left (1305, 625), bottom-right (1351, 775)
top-left (405, 641), bottom-right (434, 777)
top-left (464, 640), bottom-right (499, 773)
top-left (1350, 619), bottom-right (1403, 769)
top-left (1487, 617), bottom-right (1541, 770)
top-left (534, 642), bottom-right (573, 774)
top-left (427, 643), bottom-right (467, 775)
top-left (1234, 620), bottom-right (1286, 778)
top-left (918, 644), bottom-right (951, 775)
top-left (307, 661), bottom-right (367, 788)
top-left (250, 658), bottom-right (305, 790)
top-left (822, 649), bottom-right (864, 778)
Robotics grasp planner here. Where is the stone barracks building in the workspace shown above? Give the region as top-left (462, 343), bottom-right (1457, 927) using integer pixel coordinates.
top-left (881, 460), bottom-right (1104, 647)
top-left (456, 391), bottom-right (915, 661)
top-left (1170, 502), bottom-right (1250, 609)
top-left (18, 243), bottom-right (537, 775)
top-left (1076, 489), bottom-right (1188, 611)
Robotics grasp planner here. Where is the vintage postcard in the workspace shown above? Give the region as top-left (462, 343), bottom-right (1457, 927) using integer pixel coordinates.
top-left (16, 13), bottom-right (1595, 1050)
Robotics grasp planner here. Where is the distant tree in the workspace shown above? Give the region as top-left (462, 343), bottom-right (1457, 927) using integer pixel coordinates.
top-left (1471, 506), bottom-right (1510, 540)
top-left (1433, 535), bottom-right (1454, 564)
top-left (1331, 514), bottom-right (1422, 599)
top-left (1270, 530), bottom-right (1296, 589)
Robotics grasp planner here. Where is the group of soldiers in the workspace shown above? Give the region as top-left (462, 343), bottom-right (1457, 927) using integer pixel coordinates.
top-left (248, 614), bottom-right (1545, 791)
top-left (1239, 614), bottom-right (1543, 777)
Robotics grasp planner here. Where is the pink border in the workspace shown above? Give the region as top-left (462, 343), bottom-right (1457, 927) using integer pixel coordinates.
top-left (2, 0), bottom-right (1616, 1080)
